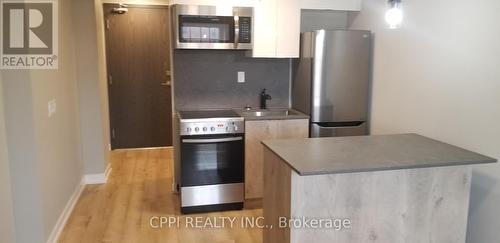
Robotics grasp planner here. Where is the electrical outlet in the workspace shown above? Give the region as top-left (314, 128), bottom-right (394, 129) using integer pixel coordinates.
top-left (237, 71), bottom-right (245, 83)
top-left (48, 99), bottom-right (57, 117)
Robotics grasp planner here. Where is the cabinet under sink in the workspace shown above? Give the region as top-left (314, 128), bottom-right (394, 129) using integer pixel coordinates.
top-left (244, 118), bottom-right (309, 199)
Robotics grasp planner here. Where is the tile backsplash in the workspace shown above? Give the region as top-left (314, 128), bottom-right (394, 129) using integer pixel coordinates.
top-left (173, 50), bottom-right (291, 110)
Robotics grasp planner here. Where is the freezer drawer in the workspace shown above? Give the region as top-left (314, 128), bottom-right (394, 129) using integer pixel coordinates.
top-left (310, 121), bottom-right (367, 137)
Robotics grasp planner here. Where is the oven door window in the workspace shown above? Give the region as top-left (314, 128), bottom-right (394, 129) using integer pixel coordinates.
top-left (179, 15), bottom-right (234, 43)
top-left (181, 135), bottom-right (244, 187)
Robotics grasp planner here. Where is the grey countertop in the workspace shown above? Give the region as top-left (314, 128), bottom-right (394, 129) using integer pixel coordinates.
top-left (234, 108), bottom-right (309, 121)
top-left (262, 133), bottom-right (497, 176)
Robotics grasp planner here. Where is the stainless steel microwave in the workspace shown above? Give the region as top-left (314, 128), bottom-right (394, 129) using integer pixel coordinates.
top-left (172, 4), bottom-right (253, 50)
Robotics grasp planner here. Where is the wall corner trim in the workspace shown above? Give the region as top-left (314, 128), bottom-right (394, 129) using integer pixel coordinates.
top-left (45, 180), bottom-right (85, 243)
top-left (83, 163), bottom-right (112, 185)
top-left (104, 163), bottom-right (112, 182)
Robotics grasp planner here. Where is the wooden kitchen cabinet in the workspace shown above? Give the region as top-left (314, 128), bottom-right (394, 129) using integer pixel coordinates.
top-left (245, 119), bottom-right (308, 199)
top-left (252, 0), bottom-right (301, 58)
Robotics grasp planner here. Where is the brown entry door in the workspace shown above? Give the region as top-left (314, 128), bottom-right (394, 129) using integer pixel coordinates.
top-left (104, 4), bottom-right (172, 149)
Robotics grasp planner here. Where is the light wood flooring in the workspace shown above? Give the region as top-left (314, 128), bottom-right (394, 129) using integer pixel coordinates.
top-left (59, 148), bottom-right (263, 243)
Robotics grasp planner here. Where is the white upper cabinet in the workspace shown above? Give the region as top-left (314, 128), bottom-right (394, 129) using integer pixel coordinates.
top-left (252, 0), bottom-right (300, 58)
top-left (252, 0), bottom-right (277, 57)
top-left (275, 0), bottom-right (300, 57)
top-left (300, 0), bottom-right (362, 11)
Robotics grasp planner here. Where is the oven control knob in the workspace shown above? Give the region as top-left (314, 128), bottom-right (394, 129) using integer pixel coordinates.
top-left (203, 127), bottom-right (207, 132)
top-left (233, 125), bottom-right (238, 131)
top-left (195, 127), bottom-right (199, 132)
top-left (210, 127), bottom-right (216, 132)
top-left (186, 127), bottom-right (192, 133)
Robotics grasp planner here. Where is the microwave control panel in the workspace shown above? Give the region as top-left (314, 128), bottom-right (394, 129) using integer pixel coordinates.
top-left (238, 17), bottom-right (251, 43)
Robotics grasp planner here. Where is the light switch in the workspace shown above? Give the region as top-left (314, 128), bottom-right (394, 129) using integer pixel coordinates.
top-left (237, 71), bottom-right (245, 83)
top-left (48, 99), bottom-right (56, 117)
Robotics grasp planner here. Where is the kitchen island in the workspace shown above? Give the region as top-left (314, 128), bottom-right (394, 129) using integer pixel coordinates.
top-left (261, 134), bottom-right (496, 243)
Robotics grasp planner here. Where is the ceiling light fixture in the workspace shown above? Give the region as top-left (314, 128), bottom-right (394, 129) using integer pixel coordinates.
top-left (385, 0), bottom-right (403, 29)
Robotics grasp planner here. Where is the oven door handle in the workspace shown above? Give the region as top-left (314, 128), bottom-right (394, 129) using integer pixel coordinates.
top-left (182, 137), bottom-right (243, 144)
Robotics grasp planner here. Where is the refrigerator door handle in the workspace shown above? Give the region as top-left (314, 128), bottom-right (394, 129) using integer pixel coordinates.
top-left (314, 121), bottom-right (365, 128)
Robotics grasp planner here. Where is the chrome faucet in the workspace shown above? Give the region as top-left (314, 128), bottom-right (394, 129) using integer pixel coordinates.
top-left (260, 89), bottom-right (272, 109)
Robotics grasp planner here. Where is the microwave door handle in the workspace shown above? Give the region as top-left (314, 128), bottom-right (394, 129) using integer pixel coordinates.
top-left (234, 16), bottom-right (239, 49)
top-left (182, 137), bottom-right (243, 144)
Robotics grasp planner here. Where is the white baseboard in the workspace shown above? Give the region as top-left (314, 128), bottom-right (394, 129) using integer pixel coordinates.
top-left (46, 180), bottom-right (85, 243)
top-left (46, 163), bottom-right (112, 243)
top-left (83, 163), bottom-right (112, 185)
top-left (104, 163), bottom-right (112, 182)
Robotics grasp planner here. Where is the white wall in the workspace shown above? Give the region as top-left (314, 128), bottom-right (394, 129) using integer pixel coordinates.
top-left (73, 0), bottom-right (107, 174)
top-left (301, 10), bottom-right (349, 32)
top-left (349, 0), bottom-right (500, 242)
top-left (95, 0), bottom-right (112, 160)
top-left (2, 70), bottom-right (46, 243)
top-left (0, 76), bottom-right (16, 243)
top-left (33, 0), bottom-right (84, 239)
top-left (1, 1), bottom-right (84, 242)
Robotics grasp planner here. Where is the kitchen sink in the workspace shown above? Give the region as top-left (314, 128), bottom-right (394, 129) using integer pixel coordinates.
top-left (241, 109), bottom-right (301, 117)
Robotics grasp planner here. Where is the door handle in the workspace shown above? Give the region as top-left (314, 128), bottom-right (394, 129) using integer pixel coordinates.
top-left (315, 121), bottom-right (365, 128)
top-left (182, 137), bottom-right (243, 143)
top-left (162, 70), bottom-right (172, 86)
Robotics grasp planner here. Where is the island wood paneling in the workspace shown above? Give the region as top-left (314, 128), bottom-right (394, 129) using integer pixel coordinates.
top-left (263, 145), bottom-right (473, 243)
top-left (290, 166), bottom-right (471, 243)
top-left (263, 148), bottom-right (292, 243)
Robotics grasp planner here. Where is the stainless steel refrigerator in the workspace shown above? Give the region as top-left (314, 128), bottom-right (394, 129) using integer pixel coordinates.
top-left (292, 30), bottom-right (371, 137)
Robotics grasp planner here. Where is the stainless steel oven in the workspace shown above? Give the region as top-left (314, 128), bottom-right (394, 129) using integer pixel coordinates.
top-left (172, 4), bottom-right (253, 50)
top-left (178, 110), bottom-right (245, 214)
